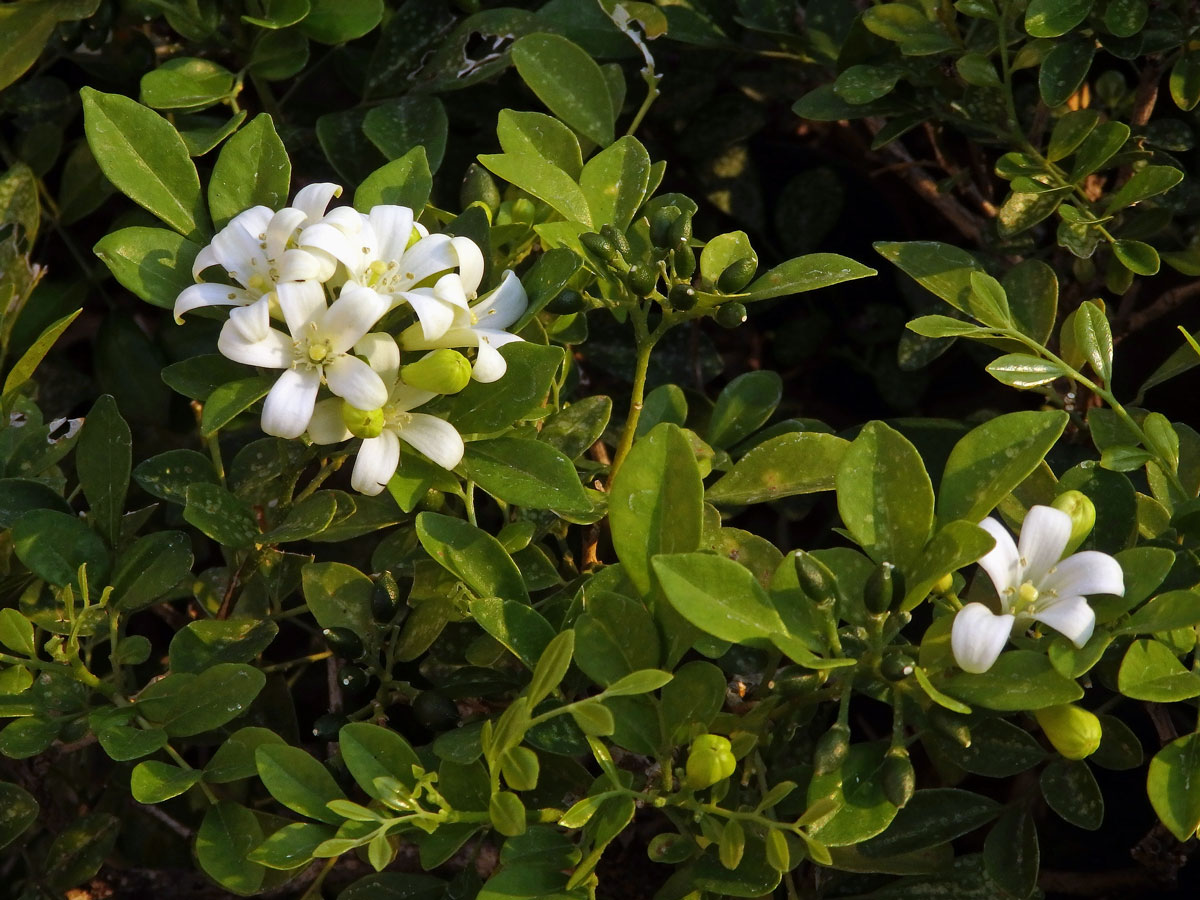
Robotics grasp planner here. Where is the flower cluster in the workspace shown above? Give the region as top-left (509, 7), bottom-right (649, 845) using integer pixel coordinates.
top-left (951, 505), bottom-right (1125, 674)
top-left (175, 184), bottom-right (528, 495)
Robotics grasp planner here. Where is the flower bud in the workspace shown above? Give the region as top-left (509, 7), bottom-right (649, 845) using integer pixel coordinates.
top-left (372, 570), bottom-right (410, 623)
top-left (881, 749), bottom-right (915, 808)
top-left (718, 257), bottom-right (757, 293)
top-left (1050, 491), bottom-right (1096, 554)
top-left (880, 649), bottom-right (914, 681)
top-left (400, 349), bottom-right (472, 394)
top-left (685, 734), bottom-right (736, 790)
top-left (600, 224), bottom-right (631, 260)
top-left (628, 264), bottom-right (658, 297)
top-left (673, 247), bottom-right (697, 279)
top-left (460, 163), bottom-right (501, 215)
top-left (864, 561), bottom-right (899, 615)
top-left (715, 302), bottom-right (747, 329)
top-left (545, 289), bottom-right (586, 314)
top-left (668, 283), bottom-right (697, 311)
top-left (650, 206), bottom-right (681, 248)
top-left (793, 551), bottom-right (842, 610)
top-left (812, 723), bottom-right (850, 776)
top-left (581, 231), bottom-right (621, 265)
top-left (932, 573), bottom-right (954, 595)
top-left (341, 402), bottom-right (385, 439)
top-left (1034, 703), bottom-right (1102, 760)
top-left (322, 627), bottom-right (364, 660)
top-left (668, 211), bottom-right (693, 252)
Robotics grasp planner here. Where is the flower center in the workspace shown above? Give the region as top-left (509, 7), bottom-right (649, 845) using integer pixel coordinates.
top-left (384, 408), bottom-right (413, 430)
top-left (246, 273), bottom-right (274, 295)
top-left (1014, 580), bottom-right (1039, 613)
top-left (295, 324), bottom-right (335, 369)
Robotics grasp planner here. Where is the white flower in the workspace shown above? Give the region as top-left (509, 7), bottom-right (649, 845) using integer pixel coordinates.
top-left (398, 269), bottom-right (527, 383)
top-left (298, 206), bottom-right (484, 341)
top-left (307, 335), bottom-right (464, 495)
top-left (950, 505), bottom-right (1125, 674)
top-left (216, 284), bottom-right (390, 439)
top-left (174, 183), bottom-right (343, 322)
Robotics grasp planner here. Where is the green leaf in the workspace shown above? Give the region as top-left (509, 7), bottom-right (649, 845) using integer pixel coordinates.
top-left (3, 309), bottom-right (82, 398)
top-left (902, 520), bottom-right (995, 611)
top-left (80, 88), bottom-right (208, 240)
top-left (12, 508), bottom-right (110, 587)
top-left (604, 669), bottom-right (672, 697)
top-left (184, 483), bottom-right (260, 549)
top-left (168, 618), bottom-right (278, 673)
top-left (0, 0), bottom-right (100, 93)
top-left (205, 728), bottom-right (287, 783)
top-left (706, 371), bottom-right (781, 450)
top-left (1003, 258), bottom-right (1059, 344)
top-left (249, 822), bottom-right (333, 870)
top-left (1112, 239), bottom-right (1160, 276)
top-left (298, 0), bottom-right (382, 43)
top-left (42, 811), bottom-right (119, 893)
top-left (834, 64), bottom-right (903, 104)
top-left (200, 375), bottom-right (280, 437)
top-left (468, 596), bottom-right (555, 669)
top-left (479, 151), bottom-right (592, 226)
top-left (1068, 122), bottom-right (1130, 180)
top-left (1170, 53), bottom-right (1200, 111)
top-left (807, 742), bottom-right (897, 847)
top-left (111, 531), bottom-right (193, 611)
top-left (905, 314), bottom-right (981, 338)
top-left (660, 661), bottom-right (726, 743)
top-left (447, 343), bottom-right (563, 434)
top-left (609, 423), bottom-right (703, 596)
top-left (1025, 0), bottom-right (1093, 37)
top-left (133, 449), bottom-right (218, 504)
top-left (932, 717), bottom-right (1046, 777)
top-left (742, 253), bottom-right (876, 302)
top-left (354, 146), bottom-right (433, 213)
top-left (496, 109), bottom-right (583, 178)
top-left (241, 0), bottom-right (309, 28)
top-left (875, 240), bottom-right (981, 312)
top-left (1105, 165), bottom-right (1183, 214)
top-left (1149, 732), bottom-right (1200, 840)
top-left (1117, 638), bottom-right (1200, 701)
top-left (0, 609), bottom-right (35, 656)
top-left (141, 57), bottom-right (234, 111)
top-left (580, 136), bottom-right (650, 230)
top-left (837, 422), bottom-right (933, 569)
top-left (998, 189), bottom-right (1065, 237)
top-left (363, 96), bottom-right (448, 173)
top-left (0, 782), bottom-right (39, 849)
top-left (1072, 300), bottom-right (1113, 384)
top-left (196, 801), bottom-right (265, 895)
top-left (539, 395), bottom-right (611, 461)
top-left (130, 760), bottom-right (203, 804)
top-left (707, 432), bottom-right (849, 505)
top-left (1120, 590), bottom-right (1200, 634)
top-left (576, 591), bottom-right (659, 686)
top-left (77, 394), bottom-right (130, 547)
top-left (340, 722), bottom-right (421, 798)
top-left (1039, 37), bottom-right (1095, 107)
top-left (208, 114), bottom-right (291, 229)
top-left (945, 650), bottom-right (1083, 710)
top-left (937, 410), bottom-right (1068, 524)
top-left (511, 33), bottom-right (615, 146)
top-left (700, 230), bottom-right (758, 287)
top-left (157, 663), bottom-right (266, 736)
top-left (653, 553), bottom-right (786, 645)
top-left (527, 630), bottom-right (574, 706)
top-left (256, 745), bottom-right (347, 825)
top-left (0, 479), bottom-right (70, 528)
top-left (301, 562), bottom-right (375, 639)
top-left (860, 789), bottom-right (1000, 857)
top-left (983, 807), bottom-right (1039, 898)
top-left (1048, 109), bottom-right (1100, 161)
top-left (967, 271), bottom-right (1012, 327)
top-left (1040, 758), bottom-right (1104, 830)
top-left (93, 227), bottom-right (200, 310)
top-left (461, 437), bottom-right (590, 513)
top-left (417, 512), bottom-right (529, 603)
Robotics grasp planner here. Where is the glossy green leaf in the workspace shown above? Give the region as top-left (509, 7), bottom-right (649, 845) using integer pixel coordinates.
top-left (184, 483), bottom-right (260, 549)
top-left (141, 57), bottom-right (234, 111)
top-left (1025, 0), bottom-right (1093, 37)
top-left (298, 0), bottom-right (382, 43)
top-left (743, 253), bottom-right (876, 301)
top-left (1047, 109), bottom-right (1100, 160)
top-left (301, 561), bottom-right (375, 639)
top-left (208, 114), bottom-right (291, 229)
top-left (1112, 239), bottom-right (1160, 276)
top-left (12, 508), bottom-right (110, 587)
top-left (1148, 733), bottom-right (1200, 840)
top-left (256, 745), bottom-right (347, 825)
top-left (1170, 53), bottom-right (1200, 110)
top-left (130, 760), bottom-right (202, 804)
top-left (168, 618), bottom-right (278, 674)
top-left (468, 597), bottom-right (554, 669)
top-left (93, 227), bottom-right (200, 310)
top-left (354, 146), bottom-right (432, 213)
top-left (157, 663), bottom-right (266, 736)
top-left (112, 531), bottom-right (193, 611)
top-left (447, 343), bottom-right (563, 434)
top-left (580, 135), bottom-right (650, 231)
top-left (417, 512), bottom-right (529, 603)
top-left (196, 801), bottom-right (265, 895)
top-left (983, 807), bottom-right (1039, 897)
top-left (1068, 122), bottom-right (1130, 180)
top-left (249, 822), bottom-right (333, 870)
top-left (461, 437), bottom-right (590, 513)
top-left (945, 650), bottom-right (1083, 710)
top-left (1117, 638), bottom-right (1200, 701)
top-left (707, 432), bottom-right (849, 505)
top-left (511, 33), bottom-right (615, 146)
top-left (706, 371), bottom-right (781, 450)
top-left (1040, 758), bottom-right (1104, 830)
top-left (576, 591), bottom-right (659, 686)
top-left (0, 782), bottom-right (39, 849)
top-left (653, 552), bottom-right (786, 644)
top-left (875, 240), bottom-right (981, 312)
top-left (77, 394), bottom-right (130, 547)
top-left (860, 789), bottom-right (1000, 857)
top-left (363, 96), bottom-right (448, 172)
top-left (479, 151), bottom-right (592, 226)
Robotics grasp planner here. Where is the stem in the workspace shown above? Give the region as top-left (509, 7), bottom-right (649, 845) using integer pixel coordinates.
top-left (298, 857), bottom-right (338, 900)
top-left (464, 480), bottom-right (477, 527)
top-left (607, 305), bottom-right (661, 485)
top-left (626, 68), bottom-right (661, 137)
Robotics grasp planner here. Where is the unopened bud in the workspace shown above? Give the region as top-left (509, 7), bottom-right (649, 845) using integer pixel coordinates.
top-left (718, 256), bottom-right (757, 293)
top-left (460, 163), bottom-right (501, 215)
top-left (715, 302), bottom-right (747, 329)
top-left (1035, 703), bottom-right (1102, 760)
top-left (400, 349), bottom-right (472, 394)
top-left (685, 734), bottom-right (736, 790)
top-left (650, 206), bottom-right (681, 248)
top-left (881, 749), bottom-right (915, 808)
top-left (1050, 492), bottom-right (1096, 554)
top-left (813, 723), bottom-right (850, 776)
top-left (600, 224), bottom-right (631, 260)
top-left (341, 402), bottom-right (384, 439)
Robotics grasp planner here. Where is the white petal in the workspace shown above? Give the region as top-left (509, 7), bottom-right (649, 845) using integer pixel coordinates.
top-left (470, 331), bottom-right (521, 383)
top-left (277, 280), bottom-right (327, 336)
top-left (218, 325), bottom-right (293, 369)
top-left (388, 382), bottom-right (437, 413)
top-left (299, 222), bottom-right (369, 276)
top-left (1039, 551), bottom-right (1126, 599)
top-left (204, 217), bottom-right (268, 284)
top-left (277, 248), bottom-right (328, 283)
top-left (432, 272), bottom-right (472, 310)
top-left (400, 289), bottom-right (460, 342)
top-left (261, 368), bottom-right (320, 438)
top-left (398, 234), bottom-right (455, 288)
top-left (1019, 505), bottom-right (1072, 585)
top-left (450, 236), bottom-right (485, 297)
top-left (356, 333), bottom-right (401, 383)
top-left (292, 182), bottom-right (343, 222)
top-left (307, 398), bottom-right (352, 444)
top-left (1033, 595), bottom-right (1096, 648)
top-left (977, 517), bottom-right (1021, 602)
top-left (322, 205), bottom-right (367, 234)
top-left (368, 205), bottom-right (415, 261)
top-left (951, 603), bottom-right (1014, 674)
top-left (265, 207), bottom-right (308, 260)
top-left (397, 413), bottom-right (464, 470)
top-left (319, 284), bottom-right (390, 353)
top-left (174, 283), bottom-right (251, 323)
top-left (324, 354), bottom-right (388, 410)
top-left (351, 430), bottom-right (401, 495)
top-left (472, 269), bottom-right (527, 330)
top-left (192, 243), bottom-right (221, 279)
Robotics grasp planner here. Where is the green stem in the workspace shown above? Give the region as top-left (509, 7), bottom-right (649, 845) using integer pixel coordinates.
top-left (464, 480), bottom-right (477, 527)
top-left (607, 305), bottom-right (662, 484)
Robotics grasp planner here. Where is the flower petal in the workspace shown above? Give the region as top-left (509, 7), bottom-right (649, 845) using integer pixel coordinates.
top-left (951, 602), bottom-right (1014, 674)
top-left (398, 234), bottom-right (455, 288)
top-left (397, 413), bottom-right (464, 470)
top-left (399, 289), bottom-right (461, 342)
top-left (277, 280), bottom-right (327, 336)
top-left (977, 517), bottom-right (1021, 603)
top-left (471, 330), bottom-right (521, 383)
top-left (450, 236), bottom-right (485, 296)
top-left (1033, 595), bottom-right (1096, 648)
top-left (324, 354), bottom-right (389, 411)
top-left (299, 221), bottom-right (369, 276)
top-left (1019, 505), bottom-right (1072, 585)
top-left (264, 207), bottom-right (308, 260)
top-left (225, 295), bottom-right (273, 342)
top-left (291, 182), bottom-right (342, 222)
top-left (307, 398), bottom-right (352, 444)
top-left (1039, 551), bottom-right (1125, 600)
top-left (368, 205), bottom-right (415, 261)
top-left (320, 284), bottom-right (390, 353)
top-left (174, 283), bottom-right (251, 323)
top-left (261, 368), bottom-right (320, 439)
top-left (356, 333), bottom-right (401, 383)
top-left (388, 382), bottom-right (437, 413)
top-left (277, 248), bottom-right (329, 283)
top-left (351, 430), bottom-right (401, 495)
top-left (472, 269), bottom-right (527, 330)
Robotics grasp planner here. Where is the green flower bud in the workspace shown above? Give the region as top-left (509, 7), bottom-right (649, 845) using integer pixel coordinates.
top-left (668, 283), bottom-right (697, 311)
top-left (881, 749), bottom-right (915, 808)
top-left (581, 231), bottom-right (620, 265)
top-left (413, 690), bottom-right (461, 731)
top-left (715, 302), bottom-right (747, 329)
top-left (718, 256), bottom-right (757, 293)
top-left (770, 665), bottom-right (822, 697)
top-left (813, 723), bottom-right (850, 776)
top-left (928, 707), bottom-right (971, 748)
top-left (1035, 703), bottom-right (1102, 760)
top-left (668, 211), bottom-right (693, 251)
top-left (372, 570), bottom-right (409, 623)
top-left (932, 573), bottom-right (955, 595)
top-left (1051, 490), bottom-right (1096, 555)
top-left (793, 551), bottom-right (843, 610)
top-left (545, 289), bottom-right (586, 314)
top-left (628, 264), bottom-right (658, 297)
top-left (338, 665), bottom-right (371, 696)
top-left (322, 626), bottom-right (365, 660)
top-left (864, 561), bottom-right (899, 615)
top-left (880, 650), bottom-right (915, 681)
top-left (673, 246), bottom-right (697, 279)
top-left (685, 734), bottom-right (737, 790)
top-left (460, 163), bottom-right (501, 216)
top-left (510, 198), bottom-right (536, 224)
top-left (312, 713), bottom-right (347, 741)
top-left (650, 206), bottom-right (681, 248)
top-left (341, 402), bottom-right (384, 439)
top-left (401, 349), bottom-right (473, 394)
top-left (600, 224), bottom-right (631, 260)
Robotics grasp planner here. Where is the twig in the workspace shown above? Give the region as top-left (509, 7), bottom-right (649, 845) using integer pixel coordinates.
top-left (1121, 280), bottom-right (1200, 337)
top-left (136, 802), bottom-right (194, 840)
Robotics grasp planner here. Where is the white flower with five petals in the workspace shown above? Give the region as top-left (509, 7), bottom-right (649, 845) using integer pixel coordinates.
top-left (398, 269), bottom-right (528, 383)
top-left (298, 206), bottom-right (484, 341)
top-left (307, 334), bottom-right (464, 495)
top-left (174, 183), bottom-right (342, 322)
top-left (950, 505), bottom-right (1125, 674)
top-left (216, 284), bottom-right (390, 439)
